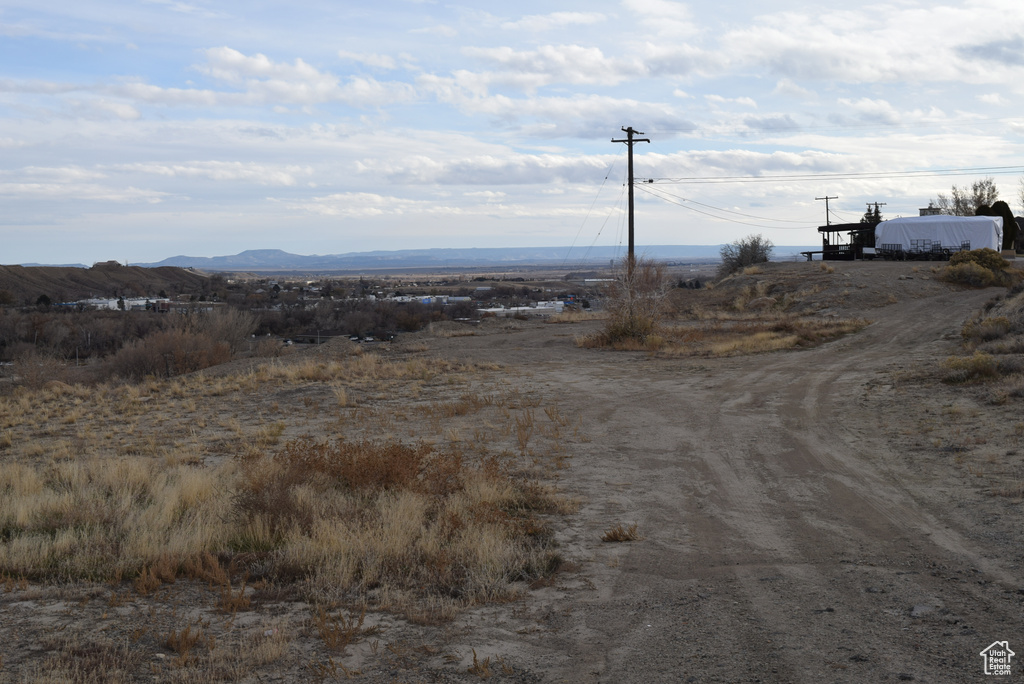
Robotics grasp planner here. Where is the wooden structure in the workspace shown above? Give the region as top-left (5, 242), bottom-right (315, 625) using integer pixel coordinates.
top-left (802, 222), bottom-right (878, 261)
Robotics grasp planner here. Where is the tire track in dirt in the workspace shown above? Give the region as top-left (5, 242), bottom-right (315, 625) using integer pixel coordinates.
top-left (510, 288), bottom-right (1023, 682)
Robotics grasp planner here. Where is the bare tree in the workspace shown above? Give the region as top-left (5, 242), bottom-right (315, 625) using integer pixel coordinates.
top-left (933, 177), bottom-right (999, 216)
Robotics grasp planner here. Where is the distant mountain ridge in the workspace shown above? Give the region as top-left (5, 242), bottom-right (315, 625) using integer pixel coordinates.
top-left (137, 245), bottom-right (817, 272)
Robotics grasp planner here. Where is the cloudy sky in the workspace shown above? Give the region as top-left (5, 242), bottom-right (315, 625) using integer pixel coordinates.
top-left (3, 0), bottom-right (1024, 265)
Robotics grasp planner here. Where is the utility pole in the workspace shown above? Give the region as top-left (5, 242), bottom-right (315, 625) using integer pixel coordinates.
top-left (866, 202), bottom-right (886, 222)
top-left (612, 126), bottom-right (650, 273)
top-left (816, 195), bottom-right (838, 226)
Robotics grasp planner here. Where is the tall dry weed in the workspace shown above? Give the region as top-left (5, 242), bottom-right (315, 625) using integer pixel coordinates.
top-left (581, 257), bottom-right (671, 348)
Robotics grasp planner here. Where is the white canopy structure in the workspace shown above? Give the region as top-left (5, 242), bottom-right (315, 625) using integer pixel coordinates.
top-left (875, 215), bottom-right (1003, 253)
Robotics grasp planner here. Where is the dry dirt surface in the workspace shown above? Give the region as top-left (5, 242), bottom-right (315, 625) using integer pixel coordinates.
top-left (420, 261), bottom-right (1023, 683)
top-left (2, 260), bottom-right (1023, 683)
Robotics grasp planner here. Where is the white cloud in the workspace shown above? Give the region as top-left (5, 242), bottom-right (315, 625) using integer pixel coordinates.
top-left (418, 86), bottom-right (692, 139)
top-left (17, 166), bottom-right (108, 182)
top-left (108, 161), bottom-right (312, 186)
top-left (338, 50), bottom-right (398, 70)
top-left (721, 4), bottom-right (1024, 84)
top-left (358, 148), bottom-right (615, 185)
top-left (142, 0), bottom-right (226, 18)
top-left (200, 46), bottom-right (337, 89)
top-left (91, 49), bottom-right (420, 108)
top-left (409, 24), bottom-right (457, 38)
top-left (0, 79), bottom-right (81, 95)
top-left (87, 99), bottom-right (142, 120)
top-left (285, 190), bottom-right (589, 220)
top-left (0, 182), bottom-right (168, 203)
top-left (834, 98), bottom-right (903, 125)
top-left (773, 78), bottom-right (814, 100)
top-left (706, 95), bottom-right (757, 108)
top-left (641, 42), bottom-right (714, 78)
top-left (464, 190), bottom-right (506, 200)
top-left (501, 12), bottom-right (606, 32)
top-left (621, 0), bottom-right (698, 37)
top-left (980, 92), bottom-right (1008, 105)
top-left (462, 44), bottom-right (645, 88)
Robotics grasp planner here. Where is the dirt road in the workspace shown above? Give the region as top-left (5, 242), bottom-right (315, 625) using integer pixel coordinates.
top-left (440, 285), bottom-right (1023, 682)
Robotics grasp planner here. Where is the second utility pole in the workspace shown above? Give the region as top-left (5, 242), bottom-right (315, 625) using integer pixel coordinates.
top-left (612, 126), bottom-right (650, 273)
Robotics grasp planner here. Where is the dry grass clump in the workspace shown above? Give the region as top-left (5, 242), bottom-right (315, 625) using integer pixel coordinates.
top-left (943, 288), bottom-right (1024, 385)
top-left (312, 607), bottom-right (378, 653)
top-left (941, 351), bottom-right (1000, 383)
top-left (695, 317), bottom-right (867, 357)
top-left (545, 310), bottom-right (604, 324)
top-left (236, 437), bottom-right (562, 612)
top-left (19, 635), bottom-right (144, 683)
top-left (0, 431), bottom-right (564, 619)
top-left (579, 315), bottom-right (867, 356)
top-left (601, 523), bottom-right (642, 542)
top-left (0, 457), bottom-right (235, 581)
top-left (427, 321), bottom-right (479, 338)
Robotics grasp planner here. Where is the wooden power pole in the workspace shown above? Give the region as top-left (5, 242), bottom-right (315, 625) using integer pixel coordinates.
top-left (612, 126), bottom-right (650, 273)
top-left (816, 195), bottom-right (838, 226)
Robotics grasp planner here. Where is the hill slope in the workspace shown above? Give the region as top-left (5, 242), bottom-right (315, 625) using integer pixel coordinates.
top-left (0, 263), bottom-right (210, 306)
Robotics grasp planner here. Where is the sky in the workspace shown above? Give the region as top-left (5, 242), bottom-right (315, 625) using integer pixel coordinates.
top-left (3, 0), bottom-right (1024, 265)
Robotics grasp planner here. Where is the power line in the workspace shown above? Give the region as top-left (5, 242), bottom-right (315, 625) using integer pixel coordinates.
top-left (636, 184), bottom-right (816, 230)
top-left (636, 184), bottom-right (817, 224)
top-left (573, 166), bottom-right (628, 270)
top-left (650, 116), bottom-right (1024, 137)
top-left (562, 159), bottom-right (618, 269)
top-left (643, 165), bottom-right (1024, 185)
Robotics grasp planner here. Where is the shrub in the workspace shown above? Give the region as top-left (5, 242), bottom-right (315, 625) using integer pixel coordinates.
top-left (191, 307), bottom-right (258, 355)
top-left (109, 329), bottom-right (231, 379)
top-left (587, 257), bottom-right (671, 347)
top-left (943, 261), bottom-right (1000, 288)
top-left (941, 351), bottom-right (999, 383)
top-left (949, 248), bottom-right (1009, 272)
top-left (719, 234), bottom-right (774, 278)
top-left (962, 316), bottom-right (1013, 343)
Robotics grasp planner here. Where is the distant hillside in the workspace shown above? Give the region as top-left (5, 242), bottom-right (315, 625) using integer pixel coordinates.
top-left (141, 245), bottom-right (818, 272)
top-left (0, 263), bottom-right (210, 306)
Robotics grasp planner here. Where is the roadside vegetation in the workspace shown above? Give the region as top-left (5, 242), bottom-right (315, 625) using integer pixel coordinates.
top-left (941, 281), bottom-right (1024, 387)
top-left (578, 250), bottom-right (868, 355)
top-left (941, 248), bottom-right (1023, 288)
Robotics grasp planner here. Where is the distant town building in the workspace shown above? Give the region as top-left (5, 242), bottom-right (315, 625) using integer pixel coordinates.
top-left (920, 202), bottom-right (942, 216)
